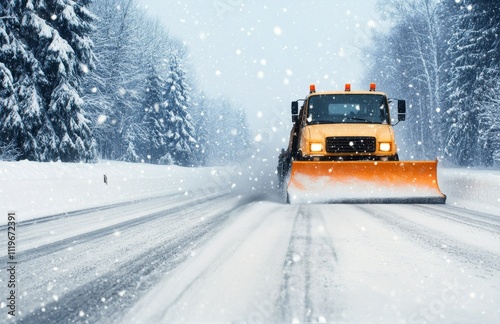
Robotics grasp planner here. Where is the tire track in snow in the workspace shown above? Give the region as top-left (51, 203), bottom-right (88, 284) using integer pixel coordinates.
top-left (144, 204), bottom-right (285, 323)
top-left (410, 205), bottom-right (500, 233)
top-left (276, 205), bottom-right (340, 323)
top-left (0, 192), bottom-right (182, 230)
top-left (356, 205), bottom-right (500, 271)
top-left (0, 193), bottom-right (227, 265)
top-left (18, 194), bottom-right (259, 324)
top-left (277, 206), bottom-right (309, 322)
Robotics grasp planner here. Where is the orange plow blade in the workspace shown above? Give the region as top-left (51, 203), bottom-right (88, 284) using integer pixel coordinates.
top-left (287, 160), bottom-right (446, 204)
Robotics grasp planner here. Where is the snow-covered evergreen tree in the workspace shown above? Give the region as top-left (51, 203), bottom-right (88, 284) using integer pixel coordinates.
top-left (42, 0), bottom-right (97, 161)
top-left (0, 0), bottom-right (97, 162)
top-left (141, 62), bottom-right (169, 163)
top-left (0, 0), bottom-right (45, 160)
top-left (190, 93), bottom-right (210, 166)
top-left (161, 53), bottom-right (198, 166)
top-left (0, 63), bottom-right (22, 160)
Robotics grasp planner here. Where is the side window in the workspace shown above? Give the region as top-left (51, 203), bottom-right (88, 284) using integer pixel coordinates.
top-left (307, 97), bottom-right (325, 121)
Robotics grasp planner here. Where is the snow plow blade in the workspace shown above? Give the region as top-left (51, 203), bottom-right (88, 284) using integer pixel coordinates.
top-left (287, 160), bottom-right (446, 204)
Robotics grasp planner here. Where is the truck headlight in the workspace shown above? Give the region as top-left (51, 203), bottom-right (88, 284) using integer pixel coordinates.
top-left (379, 143), bottom-right (391, 152)
top-left (310, 143), bottom-right (323, 152)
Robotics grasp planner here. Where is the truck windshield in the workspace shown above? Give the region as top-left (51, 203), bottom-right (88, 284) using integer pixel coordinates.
top-left (306, 94), bottom-right (389, 124)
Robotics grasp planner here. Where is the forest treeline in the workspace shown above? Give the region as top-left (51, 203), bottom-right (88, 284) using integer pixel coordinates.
top-left (0, 0), bottom-right (251, 165)
top-left (363, 0), bottom-right (499, 167)
top-left (2, 0), bottom-right (498, 168)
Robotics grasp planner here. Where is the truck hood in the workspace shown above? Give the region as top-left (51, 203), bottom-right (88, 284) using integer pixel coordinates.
top-left (305, 123), bottom-right (394, 142)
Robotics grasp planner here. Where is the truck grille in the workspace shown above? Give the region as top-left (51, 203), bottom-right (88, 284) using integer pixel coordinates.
top-left (325, 136), bottom-right (376, 153)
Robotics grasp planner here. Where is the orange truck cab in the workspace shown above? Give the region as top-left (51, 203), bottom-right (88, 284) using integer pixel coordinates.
top-left (289, 83), bottom-right (406, 162)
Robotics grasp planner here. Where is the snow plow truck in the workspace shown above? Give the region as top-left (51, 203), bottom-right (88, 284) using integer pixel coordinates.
top-left (277, 83), bottom-right (446, 204)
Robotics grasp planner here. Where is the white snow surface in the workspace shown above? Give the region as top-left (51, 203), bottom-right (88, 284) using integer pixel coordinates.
top-left (0, 161), bottom-right (499, 323)
top-left (438, 168), bottom-right (500, 214)
top-left (0, 160), bottom-right (237, 221)
top-left (1, 160), bottom-right (497, 221)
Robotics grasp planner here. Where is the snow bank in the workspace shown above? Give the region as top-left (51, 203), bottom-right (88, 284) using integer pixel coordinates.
top-left (439, 168), bottom-right (500, 214)
top-left (0, 160), bottom-right (236, 221)
top-left (0, 160), bottom-right (498, 222)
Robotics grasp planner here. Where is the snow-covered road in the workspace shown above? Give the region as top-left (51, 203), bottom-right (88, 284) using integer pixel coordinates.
top-left (4, 192), bottom-right (499, 323)
top-left (1, 161), bottom-right (499, 323)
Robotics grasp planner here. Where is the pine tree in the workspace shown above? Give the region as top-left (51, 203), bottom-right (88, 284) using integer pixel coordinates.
top-left (0, 63), bottom-right (22, 160)
top-left (0, 0), bottom-right (44, 160)
top-left (161, 53), bottom-right (198, 166)
top-left (141, 62), bottom-right (169, 163)
top-left (40, 0), bottom-right (97, 162)
top-left (190, 93), bottom-right (210, 166)
top-left (0, 0), bottom-right (97, 162)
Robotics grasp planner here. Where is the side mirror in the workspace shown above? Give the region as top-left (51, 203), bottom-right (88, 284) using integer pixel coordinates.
top-left (291, 101), bottom-right (299, 122)
top-left (398, 100), bottom-right (406, 121)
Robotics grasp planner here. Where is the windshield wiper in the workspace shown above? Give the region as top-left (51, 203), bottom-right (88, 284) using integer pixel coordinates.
top-left (307, 120), bottom-right (337, 124)
top-left (344, 117), bottom-right (379, 123)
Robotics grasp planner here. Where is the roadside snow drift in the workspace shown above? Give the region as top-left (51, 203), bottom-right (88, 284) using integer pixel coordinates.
top-left (0, 160), bottom-right (499, 221)
top-left (0, 160), bottom-right (239, 221)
